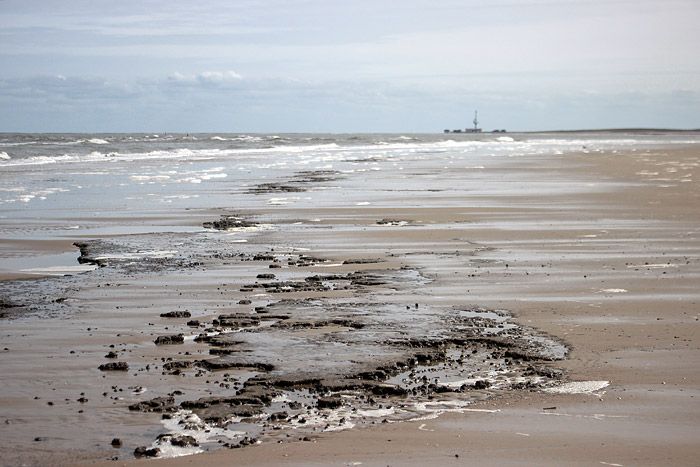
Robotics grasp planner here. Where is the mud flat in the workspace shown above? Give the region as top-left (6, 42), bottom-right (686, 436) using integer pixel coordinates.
top-left (1, 142), bottom-right (699, 466)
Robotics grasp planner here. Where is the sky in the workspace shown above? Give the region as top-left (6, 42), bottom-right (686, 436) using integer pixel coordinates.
top-left (1, 0), bottom-right (699, 132)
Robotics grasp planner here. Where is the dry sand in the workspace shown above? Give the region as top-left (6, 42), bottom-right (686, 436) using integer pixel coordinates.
top-left (3, 145), bottom-right (699, 466)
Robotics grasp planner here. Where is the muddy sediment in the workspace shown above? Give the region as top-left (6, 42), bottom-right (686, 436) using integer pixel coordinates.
top-left (0, 211), bottom-right (570, 460)
top-left (69, 220), bottom-right (568, 454)
top-left (246, 170), bottom-right (343, 194)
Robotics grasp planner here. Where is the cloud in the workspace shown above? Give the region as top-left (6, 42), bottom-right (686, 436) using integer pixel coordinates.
top-left (168, 71), bottom-right (243, 86)
top-left (0, 74), bottom-right (145, 106)
top-left (1, 70), bottom-right (698, 132)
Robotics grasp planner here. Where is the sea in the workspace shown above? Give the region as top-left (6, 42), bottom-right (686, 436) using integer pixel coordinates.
top-left (2, 131), bottom-right (698, 277)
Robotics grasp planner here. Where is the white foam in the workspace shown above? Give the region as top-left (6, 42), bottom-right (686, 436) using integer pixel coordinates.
top-left (20, 264), bottom-right (97, 275)
top-left (626, 263), bottom-right (677, 269)
top-left (94, 250), bottom-right (178, 260)
top-left (0, 152), bottom-right (10, 160)
top-left (163, 194), bottom-right (199, 200)
top-left (268, 197), bottom-right (290, 205)
top-left (543, 380), bottom-right (609, 394)
top-left (154, 410), bottom-right (246, 458)
top-left (130, 175), bottom-right (171, 181)
top-left (200, 173), bottom-right (227, 180)
top-left (353, 407), bottom-right (396, 418)
top-left (88, 138), bottom-right (108, 144)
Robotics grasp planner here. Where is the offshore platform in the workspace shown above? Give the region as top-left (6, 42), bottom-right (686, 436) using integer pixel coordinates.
top-left (444, 111), bottom-right (505, 133)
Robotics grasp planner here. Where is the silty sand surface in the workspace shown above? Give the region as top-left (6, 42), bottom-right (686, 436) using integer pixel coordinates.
top-left (2, 144), bottom-right (699, 466)
top-left (126, 147), bottom-right (700, 466)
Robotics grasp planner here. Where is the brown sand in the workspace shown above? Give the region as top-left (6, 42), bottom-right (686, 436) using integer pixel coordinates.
top-left (77, 146), bottom-right (700, 466)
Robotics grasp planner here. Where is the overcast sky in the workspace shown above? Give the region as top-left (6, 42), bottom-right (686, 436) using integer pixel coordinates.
top-left (1, 0), bottom-right (698, 132)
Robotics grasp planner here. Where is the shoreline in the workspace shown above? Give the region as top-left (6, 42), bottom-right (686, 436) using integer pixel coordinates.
top-left (1, 143), bottom-right (698, 466)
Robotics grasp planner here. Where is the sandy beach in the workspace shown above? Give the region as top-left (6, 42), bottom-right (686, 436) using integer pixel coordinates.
top-left (129, 146), bottom-right (699, 466)
top-left (1, 136), bottom-right (699, 466)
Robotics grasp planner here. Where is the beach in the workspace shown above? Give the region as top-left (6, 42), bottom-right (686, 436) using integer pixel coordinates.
top-left (1, 133), bottom-right (698, 466)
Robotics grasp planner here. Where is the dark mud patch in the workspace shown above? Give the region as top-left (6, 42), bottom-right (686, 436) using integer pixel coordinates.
top-left (160, 311), bottom-right (192, 318)
top-left (74, 238), bottom-right (199, 273)
top-left (1, 220), bottom-right (569, 460)
top-left (0, 297), bottom-right (25, 318)
top-left (99, 361), bottom-right (129, 371)
top-left (203, 215), bottom-right (257, 231)
top-left (376, 219), bottom-right (419, 226)
top-left (127, 293), bottom-right (568, 454)
top-left (247, 170), bottom-right (343, 194)
top-left (0, 275), bottom-right (76, 319)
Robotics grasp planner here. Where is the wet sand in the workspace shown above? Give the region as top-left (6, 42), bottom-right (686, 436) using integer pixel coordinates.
top-left (135, 147), bottom-right (700, 466)
top-left (2, 144), bottom-right (699, 466)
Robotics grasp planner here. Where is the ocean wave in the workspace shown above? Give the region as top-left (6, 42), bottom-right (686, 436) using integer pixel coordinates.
top-left (210, 135), bottom-right (264, 142)
top-left (2, 135), bottom-right (698, 168)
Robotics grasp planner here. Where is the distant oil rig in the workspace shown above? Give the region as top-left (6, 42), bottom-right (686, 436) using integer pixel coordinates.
top-left (444, 111), bottom-right (506, 133)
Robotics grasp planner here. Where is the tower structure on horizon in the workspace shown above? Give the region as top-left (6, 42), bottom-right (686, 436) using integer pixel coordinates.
top-left (443, 110), bottom-right (484, 133)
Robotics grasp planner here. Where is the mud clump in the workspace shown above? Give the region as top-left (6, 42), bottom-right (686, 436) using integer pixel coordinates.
top-left (248, 170), bottom-right (342, 194)
top-left (98, 361), bottom-right (129, 371)
top-left (160, 311), bottom-right (191, 318)
top-left (134, 446), bottom-right (160, 458)
top-left (203, 216), bottom-right (257, 231)
top-left (129, 396), bottom-right (175, 412)
top-left (317, 397), bottom-right (343, 409)
top-left (162, 360), bottom-right (194, 372)
top-left (213, 314), bottom-right (260, 328)
top-left (157, 433), bottom-right (199, 448)
top-left (154, 334), bottom-right (185, 345)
